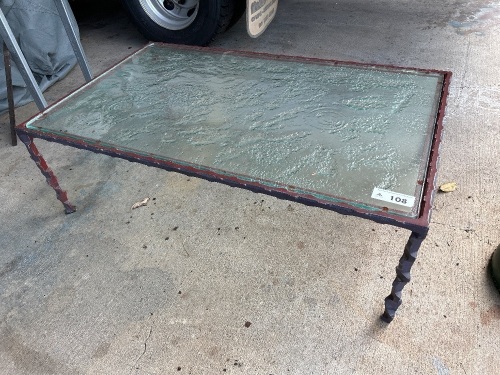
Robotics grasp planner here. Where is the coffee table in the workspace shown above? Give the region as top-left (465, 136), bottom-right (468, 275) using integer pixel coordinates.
top-left (16, 43), bottom-right (451, 322)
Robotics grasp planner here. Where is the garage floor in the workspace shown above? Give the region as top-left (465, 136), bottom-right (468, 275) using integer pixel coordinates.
top-left (1, 1), bottom-right (499, 374)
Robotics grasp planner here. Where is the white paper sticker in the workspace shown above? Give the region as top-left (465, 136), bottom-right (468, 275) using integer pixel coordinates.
top-left (371, 188), bottom-right (415, 208)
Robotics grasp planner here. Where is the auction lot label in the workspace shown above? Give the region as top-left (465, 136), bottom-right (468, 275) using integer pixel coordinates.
top-left (371, 187), bottom-right (415, 208)
top-left (247, 0), bottom-right (278, 38)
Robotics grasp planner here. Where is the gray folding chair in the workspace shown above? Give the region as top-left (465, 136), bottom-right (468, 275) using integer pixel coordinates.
top-left (0, 0), bottom-right (92, 145)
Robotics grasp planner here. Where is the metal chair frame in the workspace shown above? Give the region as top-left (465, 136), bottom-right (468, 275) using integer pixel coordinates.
top-left (0, 0), bottom-right (92, 145)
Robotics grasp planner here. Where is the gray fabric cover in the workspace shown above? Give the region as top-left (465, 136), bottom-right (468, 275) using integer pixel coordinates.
top-left (0, 0), bottom-right (78, 113)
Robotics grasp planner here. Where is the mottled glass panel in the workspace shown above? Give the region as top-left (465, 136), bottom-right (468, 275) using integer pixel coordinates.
top-left (26, 44), bottom-right (445, 217)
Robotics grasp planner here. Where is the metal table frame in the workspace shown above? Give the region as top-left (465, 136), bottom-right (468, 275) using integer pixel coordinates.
top-left (15, 44), bottom-right (452, 323)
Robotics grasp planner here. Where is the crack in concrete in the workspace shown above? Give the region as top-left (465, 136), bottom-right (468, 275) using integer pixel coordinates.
top-left (129, 326), bottom-right (153, 374)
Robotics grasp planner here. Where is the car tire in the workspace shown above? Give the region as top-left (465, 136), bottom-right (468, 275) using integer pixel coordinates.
top-left (122, 0), bottom-right (238, 46)
top-left (229, 0), bottom-right (246, 28)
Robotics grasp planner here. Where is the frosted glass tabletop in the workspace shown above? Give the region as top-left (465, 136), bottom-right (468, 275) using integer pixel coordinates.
top-left (25, 44), bottom-right (446, 218)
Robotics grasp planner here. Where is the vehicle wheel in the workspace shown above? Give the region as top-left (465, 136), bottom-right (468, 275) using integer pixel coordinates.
top-left (122, 0), bottom-right (237, 46)
top-left (229, 0), bottom-right (246, 27)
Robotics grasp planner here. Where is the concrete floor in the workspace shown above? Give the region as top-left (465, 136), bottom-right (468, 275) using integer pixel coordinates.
top-left (1, 0), bottom-right (499, 374)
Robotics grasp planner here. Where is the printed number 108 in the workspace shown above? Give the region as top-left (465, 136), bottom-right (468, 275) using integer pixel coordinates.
top-left (390, 196), bottom-right (407, 204)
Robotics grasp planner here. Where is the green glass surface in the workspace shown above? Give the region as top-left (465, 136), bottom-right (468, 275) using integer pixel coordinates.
top-left (26, 44), bottom-right (445, 217)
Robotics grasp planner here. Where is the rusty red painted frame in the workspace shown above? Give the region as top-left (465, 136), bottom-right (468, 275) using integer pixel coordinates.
top-left (17, 134), bottom-right (76, 214)
top-left (15, 43), bottom-right (451, 234)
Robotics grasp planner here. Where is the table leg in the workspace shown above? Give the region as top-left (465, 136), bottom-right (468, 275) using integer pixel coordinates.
top-left (18, 134), bottom-right (76, 214)
top-left (382, 231), bottom-right (426, 323)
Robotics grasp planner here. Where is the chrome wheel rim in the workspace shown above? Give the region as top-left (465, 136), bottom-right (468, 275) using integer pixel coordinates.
top-left (138, 0), bottom-right (199, 31)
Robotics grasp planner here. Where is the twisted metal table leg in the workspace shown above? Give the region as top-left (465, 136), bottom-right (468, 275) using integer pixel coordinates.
top-left (18, 134), bottom-right (76, 214)
top-left (382, 231), bottom-right (426, 323)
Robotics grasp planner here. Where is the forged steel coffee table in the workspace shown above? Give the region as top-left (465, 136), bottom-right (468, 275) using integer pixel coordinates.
top-left (16, 43), bottom-right (451, 322)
